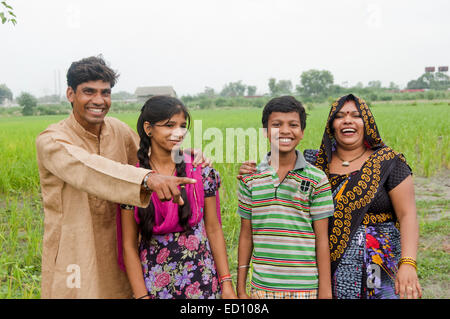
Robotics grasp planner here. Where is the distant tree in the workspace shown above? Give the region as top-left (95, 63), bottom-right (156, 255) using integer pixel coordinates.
top-left (17, 92), bottom-right (38, 116)
top-left (220, 81), bottom-right (246, 97)
top-left (388, 82), bottom-right (399, 90)
top-left (202, 86), bottom-right (216, 98)
top-left (220, 83), bottom-right (233, 97)
top-left (277, 80), bottom-right (292, 95)
top-left (367, 80), bottom-right (382, 89)
top-left (246, 85), bottom-right (257, 96)
top-left (268, 78), bottom-right (292, 96)
top-left (1, 1), bottom-right (17, 25)
top-left (295, 84), bottom-right (304, 96)
top-left (329, 84), bottom-right (345, 96)
top-left (180, 95), bottom-right (195, 104)
top-left (214, 97), bottom-right (228, 107)
top-left (431, 72), bottom-right (450, 90)
top-left (0, 83), bottom-right (13, 104)
top-left (419, 73), bottom-right (436, 89)
top-left (354, 82), bottom-right (364, 88)
top-left (406, 72), bottom-right (450, 90)
top-left (406, 79), bottom-right (425, 90)
top-left (268, 78), bottom-right (278, 96)
top-left (298, 69), bottom-right (334, 97)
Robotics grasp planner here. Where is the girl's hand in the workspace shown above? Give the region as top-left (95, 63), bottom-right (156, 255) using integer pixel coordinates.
top-left (395, 264), bottom-right (422, 299)
top-left (237, 161), bottom-right (257, 180)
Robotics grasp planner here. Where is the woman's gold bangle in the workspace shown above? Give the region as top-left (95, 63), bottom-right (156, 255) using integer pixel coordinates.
top-left (398, 257), bottom-right (417, 270)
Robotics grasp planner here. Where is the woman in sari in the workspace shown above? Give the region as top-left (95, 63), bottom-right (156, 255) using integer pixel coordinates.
top-left (239, 94), bottom-right (422, 299)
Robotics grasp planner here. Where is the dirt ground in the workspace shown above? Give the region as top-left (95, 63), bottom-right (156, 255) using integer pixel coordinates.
top-left (414, 169), bottom-right (450, 204)
top-left (413, 169), bottom-right (450, 299)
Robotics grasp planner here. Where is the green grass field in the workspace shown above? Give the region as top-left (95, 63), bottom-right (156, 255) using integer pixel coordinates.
top-left (0, 101), bottom-right (449, 298)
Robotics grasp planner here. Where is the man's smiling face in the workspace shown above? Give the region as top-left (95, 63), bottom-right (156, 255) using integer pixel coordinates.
top-left (67, 80), bottom-right (112, 135)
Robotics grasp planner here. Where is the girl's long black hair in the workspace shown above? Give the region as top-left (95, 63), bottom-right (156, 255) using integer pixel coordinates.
top-left (136, 95), bottom-right (192, 244)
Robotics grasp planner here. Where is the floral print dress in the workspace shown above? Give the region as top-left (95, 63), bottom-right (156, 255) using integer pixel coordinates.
top-left (139, 167), bottom-right (221, 299)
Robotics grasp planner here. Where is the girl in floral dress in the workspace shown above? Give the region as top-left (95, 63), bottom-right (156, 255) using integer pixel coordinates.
top-left (119, 96), bottom-right (236, 299)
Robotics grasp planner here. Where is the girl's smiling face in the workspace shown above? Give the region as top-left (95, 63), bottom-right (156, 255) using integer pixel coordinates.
top-left (145, 111), bottom-right (188, 154)
top-left (332, 100), bottom-right (365, 149)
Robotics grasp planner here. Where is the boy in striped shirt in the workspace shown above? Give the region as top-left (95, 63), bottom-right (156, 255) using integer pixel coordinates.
top-left (236, 96), bottom-right (333, 299)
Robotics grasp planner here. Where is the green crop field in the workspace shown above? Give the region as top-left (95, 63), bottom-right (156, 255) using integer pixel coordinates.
top-left (0, 101), bottom-right (449, 298)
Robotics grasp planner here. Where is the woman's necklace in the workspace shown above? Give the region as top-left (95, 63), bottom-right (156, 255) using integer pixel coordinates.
top-left (335, 149), bottom-right (367, 167)
top-left (149, 159), bottom-right (176, 176)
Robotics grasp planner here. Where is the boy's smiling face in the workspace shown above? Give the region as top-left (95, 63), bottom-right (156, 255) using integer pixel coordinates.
top-left (266, 111), bottom-right (304, 154)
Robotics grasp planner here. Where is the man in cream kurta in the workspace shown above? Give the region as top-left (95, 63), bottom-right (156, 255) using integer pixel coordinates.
top-left (36, 112), bottom-right (151, 298)
top-left (36, 56), bottom-right (196, 298)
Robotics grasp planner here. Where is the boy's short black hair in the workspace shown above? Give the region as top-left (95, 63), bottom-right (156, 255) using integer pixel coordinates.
top-left (262, 96), bottom-right (307, 130)
top-left (67, 55), bottom-right (119, 91)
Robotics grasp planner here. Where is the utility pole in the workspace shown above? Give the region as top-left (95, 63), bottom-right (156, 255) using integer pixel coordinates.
top-left (54, 69), bottom-right (57, 97)
top-left (58, 69), bottom-right (61, 102)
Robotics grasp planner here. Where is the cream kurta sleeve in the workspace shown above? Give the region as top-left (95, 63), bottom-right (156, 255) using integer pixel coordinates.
top-left (36, 130), bottom-right (151, 208)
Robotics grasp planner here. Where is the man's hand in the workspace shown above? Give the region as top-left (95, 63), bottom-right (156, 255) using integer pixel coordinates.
top-left (146, 173), bottom-right (196, 205)
top-left (237, 160), bottom-right (257, 180)
top-left (184, 148), bottom-right (212, 168)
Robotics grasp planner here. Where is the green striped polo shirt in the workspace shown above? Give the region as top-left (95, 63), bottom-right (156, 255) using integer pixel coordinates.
top-left (237, 150), bottom-right (334, 292)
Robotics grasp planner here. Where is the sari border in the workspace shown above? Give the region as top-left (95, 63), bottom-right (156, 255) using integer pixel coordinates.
top-left (329, 146), bottom-right (400, 274)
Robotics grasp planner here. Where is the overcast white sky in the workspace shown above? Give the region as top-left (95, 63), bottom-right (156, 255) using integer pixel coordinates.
top-left (1, 0), bottom-right (449, 98)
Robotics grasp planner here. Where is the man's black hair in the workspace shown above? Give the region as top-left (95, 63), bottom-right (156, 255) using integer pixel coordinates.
top-left (67, 55), bottom-right (119, 91)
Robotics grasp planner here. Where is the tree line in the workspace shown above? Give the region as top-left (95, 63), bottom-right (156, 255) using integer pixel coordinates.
top-left (1, 68), bottom-right (450, 116)
top-left (180, 69), bottom-right (450, 109)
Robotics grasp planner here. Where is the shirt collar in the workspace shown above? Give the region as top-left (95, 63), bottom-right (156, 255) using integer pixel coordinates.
top-left (257, 149), bottom-right (307, 173)
top-left (67, 112), bottom-right (109, 140)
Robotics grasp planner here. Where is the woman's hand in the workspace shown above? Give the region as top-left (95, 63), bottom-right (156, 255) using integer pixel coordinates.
top-left (389, 176), bottom-right (421, 299)
top-left (395, 264), bottom-right (422, 299)
top-left (237, 160), bottom-right (257, 180)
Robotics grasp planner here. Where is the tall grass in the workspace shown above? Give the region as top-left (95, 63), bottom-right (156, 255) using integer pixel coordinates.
top-left (369, 102), bottom-right (450, 176)
top-left (0, 193), bottom-right (42, 298)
